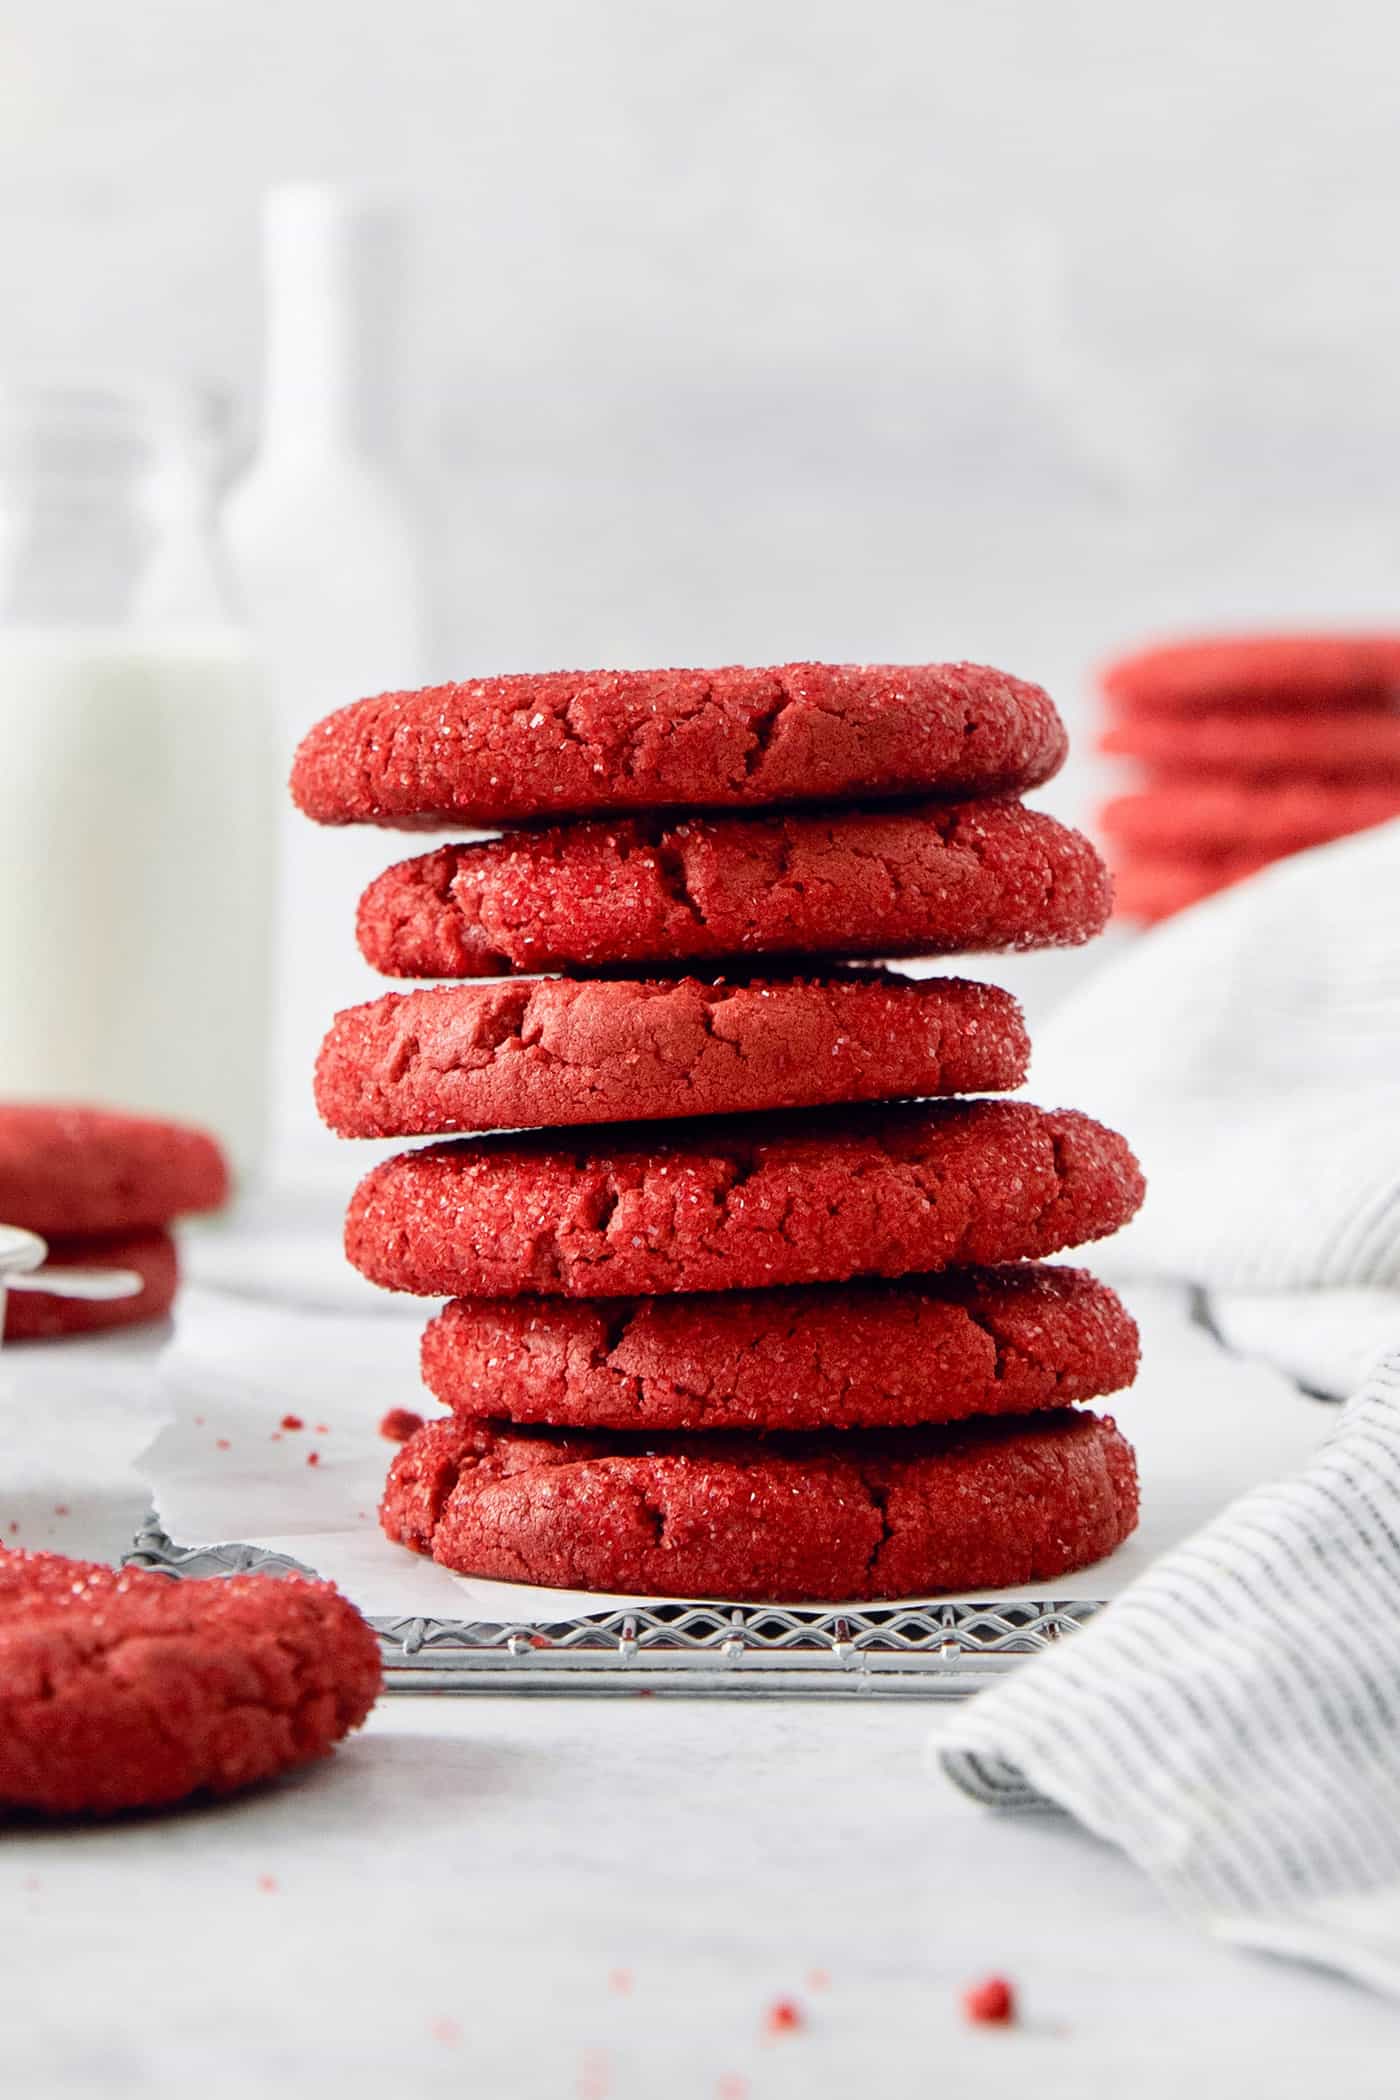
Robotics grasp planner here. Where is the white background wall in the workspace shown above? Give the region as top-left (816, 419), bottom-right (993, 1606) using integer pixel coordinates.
top-left (4, 2), bottom-right (1398, 1172)
top-left (7, 2), bottom-right (1399, 703)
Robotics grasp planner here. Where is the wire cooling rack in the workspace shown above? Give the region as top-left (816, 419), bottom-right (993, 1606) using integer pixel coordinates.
top-left (125, 1520), bottom-right (1105, 1698)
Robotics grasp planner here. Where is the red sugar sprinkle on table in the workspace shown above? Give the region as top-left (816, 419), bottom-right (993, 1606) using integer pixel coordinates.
top-left (52, 1505), bottom-right (69, 1517)
top-left (306, 1450), bottom-right (320, 1467)
top-left (281, 1414), bottom-right (304, 1431)
top-left (257, 1875), bottom-right (278, 1893)
top-left (215, 1439), bottom-right (230, 1451)
top-left (764, 1997), bottom-right (803, 2035)
top-left (962, 1975), bottom-right (1016, 2025)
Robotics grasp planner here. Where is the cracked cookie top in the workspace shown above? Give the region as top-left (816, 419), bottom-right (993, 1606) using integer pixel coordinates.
top-left (419, 1264), bottom-right (1139, 1432)
top-left (0, 1551), bottom-right (381, 1815)
top-left (356, 801), bottom-right (1111, 978)
top-left (290, 661), bottom-right (1067, 827)
top-left (379, 1408), bottom-right (1139, 1602)
top-left (314, 972), bottom-right (1029, 1138)
top-left (344, 1099), bottom-right (1145, 1299)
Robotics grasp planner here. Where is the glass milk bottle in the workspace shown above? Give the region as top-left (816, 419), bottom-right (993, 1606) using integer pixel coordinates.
top-left (0, 383), bottom-right (275, 1177)
top-left (226, 185), bottom-right (428, 1190)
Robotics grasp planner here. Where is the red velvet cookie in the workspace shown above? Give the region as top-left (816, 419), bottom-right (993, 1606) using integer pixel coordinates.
top-left (1101, 634), bottom-right (1400, 718)
top-left (0, 1104), bottom-right (228, 1235)
top-left (3, 1228), bottom-right (178, 1342)
top-left (0, 1552), bottom-right (381, 1815)
top-left (291, 661), bottom-right (1068, 827)
top-left (1111, 851), bottom-right (1278, 924)
top-left (420, 1265), bottom-right (1140, 1432)
top-left (345, 1101), bottom-right (1145, 1300)
top-left (379, 1409), bottom-right (1139, 1601)
top-left (1100, 784), bottom-right (1400, 859)
top-left (356, 802), bottom-right (1111, 978)
top-left (315, 973), bottom-right (1030, 1139)
top-left (1100, 711), bottom-right (1400, 783)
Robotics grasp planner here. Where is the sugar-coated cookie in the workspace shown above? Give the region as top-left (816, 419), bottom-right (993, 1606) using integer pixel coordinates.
top-left (356, 803), bottom-right (1111, 978)
top-left (0, 1552), bottom-right (380, 1815)
top-left (0, 1105), bottom-right (227, 1235)
top-left (291, 661), bottom-right (1067, 827)
top-left (3, 1228), bottom-right (177, 1341)
top-left (420, 1265), bottom-right (1139, 1431)
top-left (380, 1409), bottom-right (1139, 1602)
top-left (1101, 634), bottom-right (1400, 718)
top-left (315, 973), bottom-right (1029, 1138)
top-left (345, 1101), bottom-right (1145, 1300)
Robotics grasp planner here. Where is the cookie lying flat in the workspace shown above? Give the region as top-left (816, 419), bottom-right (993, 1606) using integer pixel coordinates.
top-left (315, 974), bottom-right (1030, 1139)
top-left (0, 1552), bottom-right (380, 1815)
top-left (3, 1228), bottom-right (177, 1342)
top-left (291, 660), bottom-right (1068, 827)
top-left (1111, 851), bottom-right (1278, 924)
top-left (1100, 711), bottom-right (1400, 783)
top-left (380, 1410), bottom-right (1139, 1602)
top-left (0, 1104), bottom-right (227, 1235)
top-left (356, 802), bottom-right (1111, 978)
top-left (346, 1101), bottom-right (1144, 1299)
top-left (1101, 784), bottom-right (1400, 859)
top-left (1102, 634), bottom-right (1400, 718)
top-left (420, 1265), bottom-right (1140, 1432)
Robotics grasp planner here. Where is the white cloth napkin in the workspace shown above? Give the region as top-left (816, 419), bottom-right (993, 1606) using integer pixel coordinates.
top-left (937, 818), bottom-right (1400, 1994)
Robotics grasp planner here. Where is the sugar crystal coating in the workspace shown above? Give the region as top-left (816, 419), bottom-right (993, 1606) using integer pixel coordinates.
top-left (292, 660), bottom-right (1068, 827)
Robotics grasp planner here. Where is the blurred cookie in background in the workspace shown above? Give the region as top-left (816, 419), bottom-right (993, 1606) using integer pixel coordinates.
top-left (1097, 633), bottom-right (1400, 924)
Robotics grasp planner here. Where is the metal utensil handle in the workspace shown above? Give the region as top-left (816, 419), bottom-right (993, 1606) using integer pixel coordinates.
top-left (7, 1264), bottom-right (144, 1302)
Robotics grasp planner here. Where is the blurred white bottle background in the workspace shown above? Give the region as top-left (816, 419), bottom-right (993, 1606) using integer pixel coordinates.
top-left (0, 383), bottom-right (275, 1177)
top-left (226, 184), bottom-right (431, 1193)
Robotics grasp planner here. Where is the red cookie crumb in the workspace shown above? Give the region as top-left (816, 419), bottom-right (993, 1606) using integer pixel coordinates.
top-left (356, 802), bottom-right (1111, 979)
top-left (379, 1409), bottom-right (1139, 1602)
top-left (380, 1407), bottom-right (425, 1443)
top-left (765, 1999), bottom-right (803, 2034)
top-left (290, 660), bottom-right (1068, 827)
top-left (0, 1551), bottom-right (381, 1814)
top-left (345, 1101), bottom-right (1145, 1301)
top-left (963, 1976), bottom-right (1016, 2025)
top-left (0, 1104), bottom-right (227, 1235)
top-left (315, 973), bottom-right (1030, 1139)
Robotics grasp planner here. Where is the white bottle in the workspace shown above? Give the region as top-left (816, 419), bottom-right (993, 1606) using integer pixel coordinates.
top-left (225, 184), bottom-right (429, 1191)
top-left (0, 383), bottom-right (275, 1178)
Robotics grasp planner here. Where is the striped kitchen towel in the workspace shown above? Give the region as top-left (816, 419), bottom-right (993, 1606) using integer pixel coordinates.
top-left (938, 818), bottom-right (1400, 1993)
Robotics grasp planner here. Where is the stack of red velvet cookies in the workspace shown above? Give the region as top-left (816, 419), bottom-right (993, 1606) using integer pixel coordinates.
top-left (294, 662), bottom-right (1145, 1602)
top-left (1099, 633), bottom-right (1400, 924)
